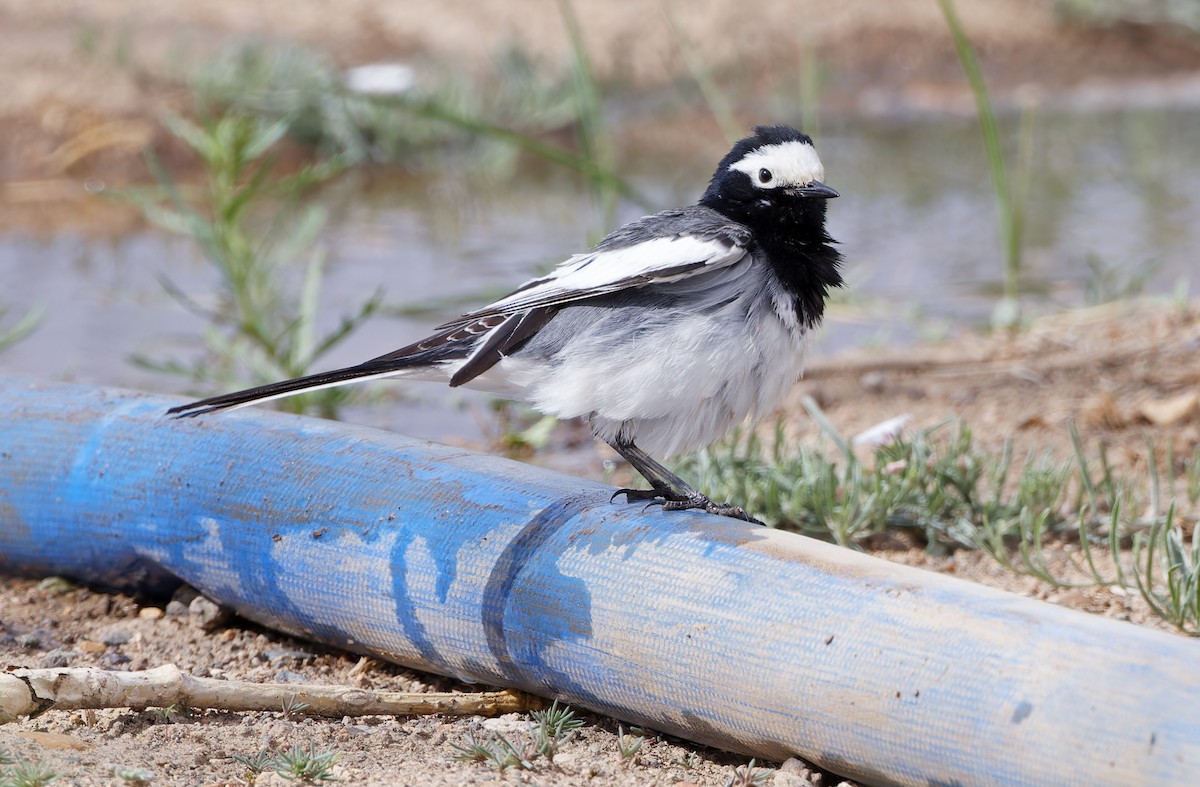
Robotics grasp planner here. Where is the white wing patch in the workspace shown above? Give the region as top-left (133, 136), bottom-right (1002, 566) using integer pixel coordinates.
top-left (455, 233), bottom-right (748, 319)
top-left (729, 140), bottom-right (825, 190)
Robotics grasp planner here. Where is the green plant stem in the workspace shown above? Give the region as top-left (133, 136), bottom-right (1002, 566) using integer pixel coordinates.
top-left (937, 0), bottom-right (1023, 310)
top-left (130, 113), bottom-right (377, 417)
top-left (661, 0), bottom-right (742, 144)
top-left (559, 0), bottom-right (621, 229)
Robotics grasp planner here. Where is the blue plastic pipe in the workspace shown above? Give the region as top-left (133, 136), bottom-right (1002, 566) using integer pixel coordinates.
top-left (1, 376), bottom-right (1198, 785)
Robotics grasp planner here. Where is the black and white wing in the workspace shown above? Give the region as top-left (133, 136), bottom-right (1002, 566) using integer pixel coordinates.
top-left (442, 217), bottom-right (751, 327)
top-left (426, 213), bottom-right (752, 385)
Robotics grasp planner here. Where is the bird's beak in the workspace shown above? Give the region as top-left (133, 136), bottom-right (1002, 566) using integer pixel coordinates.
top-left (794, 181), bottom-right (839, 199)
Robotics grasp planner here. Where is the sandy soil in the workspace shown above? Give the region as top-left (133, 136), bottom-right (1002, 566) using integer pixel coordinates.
top-left (3, 3), bottom-right (1200, 785)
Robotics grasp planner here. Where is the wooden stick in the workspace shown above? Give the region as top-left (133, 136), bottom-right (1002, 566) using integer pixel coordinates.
top-left (0, 664), bottom-right (542, 723)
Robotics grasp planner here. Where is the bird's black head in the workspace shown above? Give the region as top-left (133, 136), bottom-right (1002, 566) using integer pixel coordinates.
top-left (700, 125), bottom-right (842, 327)
top-left (699, 125), bottom-right (838, 232)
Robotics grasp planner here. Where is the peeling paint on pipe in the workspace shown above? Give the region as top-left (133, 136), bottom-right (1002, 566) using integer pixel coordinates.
top-left (1, 377), bottom-right (1197, 785)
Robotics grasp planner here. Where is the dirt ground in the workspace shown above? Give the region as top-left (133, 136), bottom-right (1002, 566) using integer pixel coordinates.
top-left (3, 2), bottom-right (1200, 786)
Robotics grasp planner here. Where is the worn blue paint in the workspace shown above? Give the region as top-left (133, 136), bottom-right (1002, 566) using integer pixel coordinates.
top-left (2, 376), bottom-right (1199, 786)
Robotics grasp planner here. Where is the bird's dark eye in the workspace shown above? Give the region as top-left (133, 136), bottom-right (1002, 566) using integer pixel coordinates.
top-left (758, 168), bottom-right (773, 184)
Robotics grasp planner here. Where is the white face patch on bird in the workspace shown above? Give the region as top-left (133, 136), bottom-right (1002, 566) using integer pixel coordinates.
top-left (728, 140), bottom-right (827, 192)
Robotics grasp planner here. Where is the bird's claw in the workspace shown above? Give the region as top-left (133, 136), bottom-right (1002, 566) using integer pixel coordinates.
top-left (611, 487), bottom-right (676, 504)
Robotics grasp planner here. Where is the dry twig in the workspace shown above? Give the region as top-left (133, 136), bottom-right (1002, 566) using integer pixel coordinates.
top-left (0, 664), bottom-right (541, 723)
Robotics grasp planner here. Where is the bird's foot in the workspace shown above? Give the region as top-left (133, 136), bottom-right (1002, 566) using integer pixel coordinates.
top-left (662, 494), bottom-right (765, 525)
top-left (612, 488), bottom-right (764, 526)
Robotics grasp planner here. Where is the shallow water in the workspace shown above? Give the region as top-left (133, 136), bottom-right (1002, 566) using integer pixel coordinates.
top-left (1, 106), bottom-right (1196, 444)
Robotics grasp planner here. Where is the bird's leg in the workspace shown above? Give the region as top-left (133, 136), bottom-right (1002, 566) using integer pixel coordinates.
top-left (606, 438), bottom-right (764, 525)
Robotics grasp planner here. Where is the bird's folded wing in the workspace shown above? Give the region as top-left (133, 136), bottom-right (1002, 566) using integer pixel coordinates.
top-left (437, 231), bottom-right (749, 328)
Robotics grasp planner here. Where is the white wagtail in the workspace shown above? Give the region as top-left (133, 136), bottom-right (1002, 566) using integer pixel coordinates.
top-left (169, 125), bottom-right (842, 523)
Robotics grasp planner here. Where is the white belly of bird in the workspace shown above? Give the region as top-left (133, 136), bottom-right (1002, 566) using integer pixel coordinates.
top-left (492, 285), bottom-right (809, 458)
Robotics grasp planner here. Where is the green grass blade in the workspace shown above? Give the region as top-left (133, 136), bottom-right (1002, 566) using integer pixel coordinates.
top-left (661, 0), bottom-right (742, 144)
top-left (937, 0), bottom-right (1022, 312)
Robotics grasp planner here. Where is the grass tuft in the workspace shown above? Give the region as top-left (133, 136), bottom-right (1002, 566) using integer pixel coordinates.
top-left (144, 704), bottom-right (193, 723)
top-left (449, 700), bottom-right (587, 772)
top-left (126, 112), bottom-right (380, 418)
top-left (1132, 503), bottom-right (1200, 634)
top-left (280, 693), bottom-right (312, 720)
top-left (273, 743), bottom-right (340, 782)
top-left (448, 733), bottom-right (534, 773)
top-left (725, 758), bottom-right (774, 787)
top-left (530, 699), bottom-right (586, 761)
top-left (0, 758), bottom-right (59, 787)
top-left (113, 767), bottom-right (155, 786)
top-left (232, 750), bottom-right (275, 777)
top-left (616, 725), bottom-right (645, 763)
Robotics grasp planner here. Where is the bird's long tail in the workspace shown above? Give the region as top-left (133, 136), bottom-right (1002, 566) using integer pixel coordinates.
top-left (168, 307), bottom-right (544, 417)
top-left (166, 360), bottom-right (422, 418)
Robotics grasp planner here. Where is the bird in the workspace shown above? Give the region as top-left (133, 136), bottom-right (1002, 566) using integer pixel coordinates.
top-left (168, 124), bottom-right (843, 524)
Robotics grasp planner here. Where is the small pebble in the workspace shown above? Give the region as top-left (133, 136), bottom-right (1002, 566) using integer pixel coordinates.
top-left (780, 758), bottom-right (823, 786)
top-left (39, 649), bottom-right (74, 668)
top-left (164, 600), bottom-right (190, 617)
top-left (480, 715), bottom-right (527, 736)
top-left (264, 647), bottom-right (316, 663)
top-left (101, 630), bottom-right (132, 646)
top-left (38, 576), bottom-right (78, 596)
top-left (112, 766), bottom-right (154, 783)
top-left (78, 639), bottom-right (107, 654)
top-left (139, 607), bottom-right (164, 620)
top-left (949, 388), bottom-right (977, 406)
top-left (170, 585), bottom-right (200, 606)
top-left (860, 371), bottom-right (887, 392)
top-left (101, 651), bottom-right (131, 666)
top-left (188, 595), bottom-right (233, 631)
top-left (16, 632), bottom-right (42, 649)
